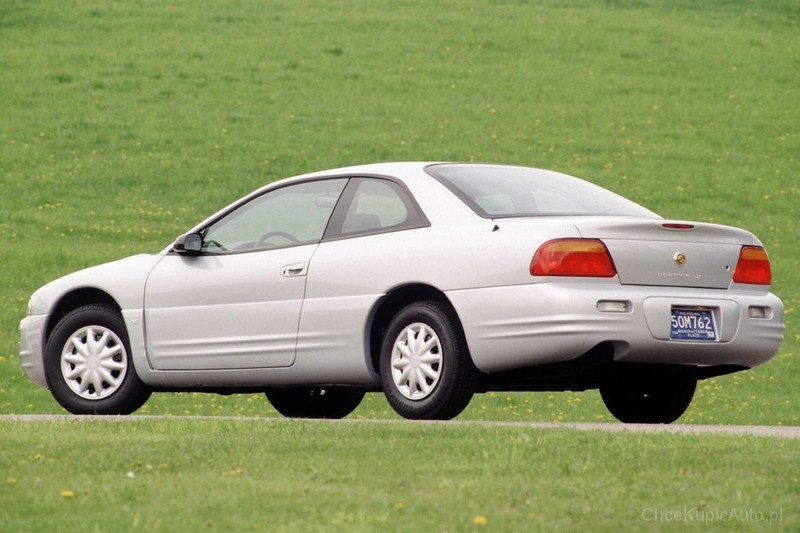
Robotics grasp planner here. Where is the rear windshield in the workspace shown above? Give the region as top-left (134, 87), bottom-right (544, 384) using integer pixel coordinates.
top-left (425, 163), bottom-right (658, 219)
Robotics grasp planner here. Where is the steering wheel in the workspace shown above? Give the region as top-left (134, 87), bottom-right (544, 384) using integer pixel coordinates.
top-left (256, 231), bottom-right (300, 248)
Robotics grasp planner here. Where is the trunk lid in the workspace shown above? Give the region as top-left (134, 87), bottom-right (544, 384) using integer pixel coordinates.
top-left (573, 218), bottom-right (756, 289)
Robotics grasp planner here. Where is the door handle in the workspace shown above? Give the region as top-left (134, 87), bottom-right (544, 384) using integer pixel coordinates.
top-left (281, 262), bottom-right (308, 277)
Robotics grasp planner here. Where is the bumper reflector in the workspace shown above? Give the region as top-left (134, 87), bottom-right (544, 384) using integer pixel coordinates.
top-left (748, 306), bottom-right (772, 319)
top-left (597, 300), bottom-right (630, 313)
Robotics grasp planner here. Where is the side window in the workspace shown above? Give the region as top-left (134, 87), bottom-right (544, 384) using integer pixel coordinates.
top-left (202, 178), bottom-right (348, 253)
top-left (341, 179), bottom-right (411, 235)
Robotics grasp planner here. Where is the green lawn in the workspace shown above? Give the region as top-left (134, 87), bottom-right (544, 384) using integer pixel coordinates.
top-left (1, 418), bottom-right (798, 531)
top-left (1, 1), bottom-right (798, 529)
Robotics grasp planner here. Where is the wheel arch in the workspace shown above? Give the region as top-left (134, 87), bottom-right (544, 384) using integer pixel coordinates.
top-left (367, 283), bottom-right (471, 376)
top-left (45, 287), bottom-right (122, 341)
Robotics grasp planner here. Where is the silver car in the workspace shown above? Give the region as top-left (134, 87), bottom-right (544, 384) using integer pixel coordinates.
top-left (19, 163), bottom-right (785, 423)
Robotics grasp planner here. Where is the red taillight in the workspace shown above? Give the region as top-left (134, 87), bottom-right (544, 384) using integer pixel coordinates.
top-left (531, 239), bottom-right (617, 277)
top-left (733, 246), bottom-right (772, 285)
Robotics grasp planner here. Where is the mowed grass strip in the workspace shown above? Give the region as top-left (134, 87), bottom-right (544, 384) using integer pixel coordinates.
top-left (1, 0), bottom-right (797, 423)
top-left (1, 418), bottom-right (798, 531)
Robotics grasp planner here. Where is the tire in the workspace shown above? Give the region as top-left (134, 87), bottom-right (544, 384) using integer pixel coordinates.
top-left (600, 366), bottom-right (697, 424)
top-left (44, 304), bottom-right (151, 415)
top-left (379, 300), bottom-right (476, 420)
top-left (266, 387), bottom-right (365, 419)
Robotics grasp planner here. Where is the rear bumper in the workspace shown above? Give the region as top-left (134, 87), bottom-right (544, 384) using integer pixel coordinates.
top-left (447, 283), bottom-right (784, 373)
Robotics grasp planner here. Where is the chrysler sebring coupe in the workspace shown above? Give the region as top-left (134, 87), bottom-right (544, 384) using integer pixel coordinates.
top-left (20, 163), bottom-right (785, 423)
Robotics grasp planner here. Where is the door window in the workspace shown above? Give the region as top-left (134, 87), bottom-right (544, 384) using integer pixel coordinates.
top-left (202, 178), bottom-right (348, 253)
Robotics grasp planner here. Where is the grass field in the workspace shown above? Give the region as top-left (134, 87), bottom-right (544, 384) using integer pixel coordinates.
top-left (2, 418), bottom-right (798, 531)
top-left (1, 0), bottom-right (799, 530)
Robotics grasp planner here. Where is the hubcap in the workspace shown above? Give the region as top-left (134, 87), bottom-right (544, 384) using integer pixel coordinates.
top-left (390, 322), bottom-right (442, 400)
top-left (60, 325), bottom-right (128, 401)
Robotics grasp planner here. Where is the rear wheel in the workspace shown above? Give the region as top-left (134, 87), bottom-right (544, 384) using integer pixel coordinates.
top-left (380, 301), bottom-right (476, 420)
top-left (266, 387), bottom-right (365, 419)
top-left (44, 304), bottom-right (151, 415)
top-left (600, 366), bottom-right (697, 424)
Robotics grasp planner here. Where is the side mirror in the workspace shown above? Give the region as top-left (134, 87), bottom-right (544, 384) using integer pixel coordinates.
top-left (173, 233), bottom-right (203, 255)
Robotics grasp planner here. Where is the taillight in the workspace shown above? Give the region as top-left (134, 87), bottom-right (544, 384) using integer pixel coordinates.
top-left (733, 246), bottom-right (772, 285)
top-left (531, 239), bottom-right (617, 277)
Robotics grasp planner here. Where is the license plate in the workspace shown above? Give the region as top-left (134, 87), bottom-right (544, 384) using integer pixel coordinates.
top-left (670, 308), bottom-right (718, 341)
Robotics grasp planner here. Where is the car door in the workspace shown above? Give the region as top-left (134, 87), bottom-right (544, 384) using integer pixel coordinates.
top-left (143, 178), bottom-right (348, 371)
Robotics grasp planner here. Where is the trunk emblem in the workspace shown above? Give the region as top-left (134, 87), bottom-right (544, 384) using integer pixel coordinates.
top-left (674, 252), bottom-right (687, 266)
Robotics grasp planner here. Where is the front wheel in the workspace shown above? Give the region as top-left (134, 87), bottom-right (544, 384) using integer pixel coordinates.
top-left (266, 387), bottom-right (365, 419)
top-left (380, 301), bottom-right (476, 420)
top-left (600, 366), bottom-right (697, 424)
top-left (44, 304), bottom-right (151, 415)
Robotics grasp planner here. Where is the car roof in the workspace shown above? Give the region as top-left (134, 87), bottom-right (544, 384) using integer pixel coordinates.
top-left (291, 161), bottom-right (440, 183)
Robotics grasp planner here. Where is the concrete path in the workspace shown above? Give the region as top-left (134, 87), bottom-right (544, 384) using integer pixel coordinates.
top-left (2, 414), bottom-right (798, 439)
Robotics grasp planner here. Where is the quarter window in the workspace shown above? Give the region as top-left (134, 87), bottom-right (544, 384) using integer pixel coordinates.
top-left (341, 179), bottom-right (410, 234)
top-left (324, 178), bottom-right (428, 239)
